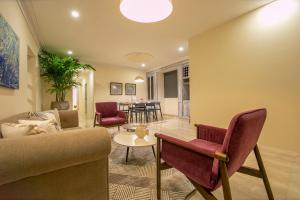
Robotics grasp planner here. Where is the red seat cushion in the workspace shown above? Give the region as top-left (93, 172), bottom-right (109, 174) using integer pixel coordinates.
top-left (100, 117), bottom-right (127, 126)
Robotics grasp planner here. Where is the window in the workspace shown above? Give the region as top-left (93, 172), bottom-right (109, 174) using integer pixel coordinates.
top-left (164, 70), bottom-right (178, 98)
top-left (147, 75), bottom-right (154, 100)
top-left (183, 65), bottom-right (189, 78)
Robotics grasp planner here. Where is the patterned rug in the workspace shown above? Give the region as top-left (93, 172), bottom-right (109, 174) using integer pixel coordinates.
top-left (109, 137), bottom-right (194, 200)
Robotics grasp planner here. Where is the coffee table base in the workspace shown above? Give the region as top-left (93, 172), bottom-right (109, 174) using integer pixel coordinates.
top-left (125, 146), bottom-right (156, 163)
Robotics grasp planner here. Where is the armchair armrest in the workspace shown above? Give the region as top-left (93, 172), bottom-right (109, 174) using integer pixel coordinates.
top-left (195, 124), bottom-right (227, 145)
top-left (0, 127), bottom-right (111, 185)
top-left (94, 111), bottom-right (102, 123)
top-left (95, 111), bottom-right (102, 116)
top-left (155, 133), bottom-right (228, 161)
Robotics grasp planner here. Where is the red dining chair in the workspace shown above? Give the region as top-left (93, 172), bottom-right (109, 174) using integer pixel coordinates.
top-left (94, 102), bottom-right (127, 130)
top-left (155, 108), bottom-right (274, 200)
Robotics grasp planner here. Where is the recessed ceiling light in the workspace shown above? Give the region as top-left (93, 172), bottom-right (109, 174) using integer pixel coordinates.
top-left (141, 63), bottom-right (146, 67)
top-left (178, 47), bottom-right (184, 52)
top-left (120, 0), bottom-right (173, 23)
top-left (67, 50), bottom-right (73, 55)
top-left (71, 10), bottom-right (80, 18)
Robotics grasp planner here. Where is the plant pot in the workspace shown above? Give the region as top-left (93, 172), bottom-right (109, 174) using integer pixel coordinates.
top-left (51, 101), bottom-right (70, 110)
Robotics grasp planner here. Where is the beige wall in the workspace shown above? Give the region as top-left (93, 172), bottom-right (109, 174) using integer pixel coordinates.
top-left (189, 0), bottom-right (300, 152)
top-left (164, 98), bottom-right (179, 116)
top-left (0, 1), bottom-right (41, 119)
top-left (94, 64), bottom-right (147, 104)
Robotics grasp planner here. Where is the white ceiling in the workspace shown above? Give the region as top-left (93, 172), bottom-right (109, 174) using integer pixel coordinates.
top-left (22, 0), bottom-right (273, 70)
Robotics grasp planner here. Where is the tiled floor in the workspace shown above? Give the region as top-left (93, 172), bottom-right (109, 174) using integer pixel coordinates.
top-left (88, 116), bottom-right (300, 199)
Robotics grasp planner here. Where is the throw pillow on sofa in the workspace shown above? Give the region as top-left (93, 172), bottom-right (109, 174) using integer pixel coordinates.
top-left (18, 119), bottom-right (58, 133)
top-left (28, 109), bottom-right (62, 130)
top-left (1, 123), bottom-right (35, 138)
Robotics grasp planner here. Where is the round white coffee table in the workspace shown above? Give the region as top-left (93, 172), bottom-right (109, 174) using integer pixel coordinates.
top-left (113, 133), bottom-right (156, 163)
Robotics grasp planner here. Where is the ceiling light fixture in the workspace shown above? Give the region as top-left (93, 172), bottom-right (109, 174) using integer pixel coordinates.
top-left (120, 0), bottom-right (173, 23)
top-left (67, 50), bottom-right (73, 55)
top-left (134, 76), bottom-right (145, 83)
top-left (71, 10), bottom-right (80, 18)
top-left (178, 46), bottom-right (184, 52)
top-left (141, 63), bottom-right (146, 67)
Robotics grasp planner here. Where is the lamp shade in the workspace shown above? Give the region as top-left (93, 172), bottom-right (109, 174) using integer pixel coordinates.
top-left (120, 0), bottom-right (173, 23)
top-left (134, 76), bottom-right (145, 83)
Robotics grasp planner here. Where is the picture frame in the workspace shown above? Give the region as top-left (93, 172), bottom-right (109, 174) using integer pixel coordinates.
top-left (0, 15), bottom-right (20, 89)
top-left (110, 82), bottom-right (123, 95)
top-left (125, 83), bottom-right (136, 95)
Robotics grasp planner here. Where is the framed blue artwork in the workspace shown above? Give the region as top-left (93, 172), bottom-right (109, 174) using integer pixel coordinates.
top-left (0, 15), bottom-right (20, 89)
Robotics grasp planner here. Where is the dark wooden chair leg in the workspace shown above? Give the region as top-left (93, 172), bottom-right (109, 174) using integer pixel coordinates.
top-left (254, 145), bottom-right (274, 200)
top-left (145, 111), bottom-right (149, 123)
top-left (156, 138), bottom-right (161, 200)
top-left (126, 147), bottom-right (130, 163)
top-left (135, 112), bottom-right (138, 123)
top-left (220, 161), bottom-right (232, 200)
top-left (188, 178), bottom-right (217, 200)
top-left (185, 189), bottom-right (197, 200)
top-left (152, 145), bottom-right (156, 158)
top-left (159, 104), bottom-right (163, 119)
top-left (154, 110), bottom-right (158, 121)
top-left (118, 126), bottom-right (120, 131)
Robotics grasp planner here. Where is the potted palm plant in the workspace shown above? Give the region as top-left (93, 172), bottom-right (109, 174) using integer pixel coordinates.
top-left (39, 49), bottom-right (95, 110)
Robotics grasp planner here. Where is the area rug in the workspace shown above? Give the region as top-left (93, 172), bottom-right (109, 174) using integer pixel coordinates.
top-left (109, 139), bottom-right (194, 200)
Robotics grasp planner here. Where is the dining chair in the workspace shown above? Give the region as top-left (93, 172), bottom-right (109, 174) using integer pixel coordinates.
top-left (129, 103), bottom-right (147, 123)
top-left (155, 108), bottom-right (274, 200)
top-left (154, 101), bottom-right (163, 119)
top-left (118, 102), bottom-right (130, 115)
top-left (146, 102), bottom-right (158, 122)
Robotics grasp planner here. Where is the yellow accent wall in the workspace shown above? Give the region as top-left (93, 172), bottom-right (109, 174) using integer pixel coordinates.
top-left (0, 0), bottom-right (41, 119)
top-left (189, 0), bottom-right (300, 152)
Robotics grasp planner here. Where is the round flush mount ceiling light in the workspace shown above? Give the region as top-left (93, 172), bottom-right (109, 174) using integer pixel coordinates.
top-left (67, 50), bottom-right (73, 55)
top-left (120, 0), bottom-right (173, 23)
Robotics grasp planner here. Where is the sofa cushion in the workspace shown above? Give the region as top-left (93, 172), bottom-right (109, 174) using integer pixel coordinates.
top-left (59, 110), bottom-right (79, 129)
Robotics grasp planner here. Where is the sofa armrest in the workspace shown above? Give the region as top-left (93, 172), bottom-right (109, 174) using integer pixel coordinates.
top-left (59, 110), bottom-right (79, 129)
top-left (195, 124), bottom-right (227, 145)
top-left (0, 127), bottom-right (111, 186)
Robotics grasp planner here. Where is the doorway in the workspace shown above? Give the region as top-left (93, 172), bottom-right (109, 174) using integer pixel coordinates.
top-left (72, 70), bottom-right (94, 127)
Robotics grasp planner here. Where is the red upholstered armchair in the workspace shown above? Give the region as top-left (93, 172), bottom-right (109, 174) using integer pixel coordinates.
top-left (94, 102), bottom-right (128, 130)
top-left (155, 109), bottom-right (274, 200)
